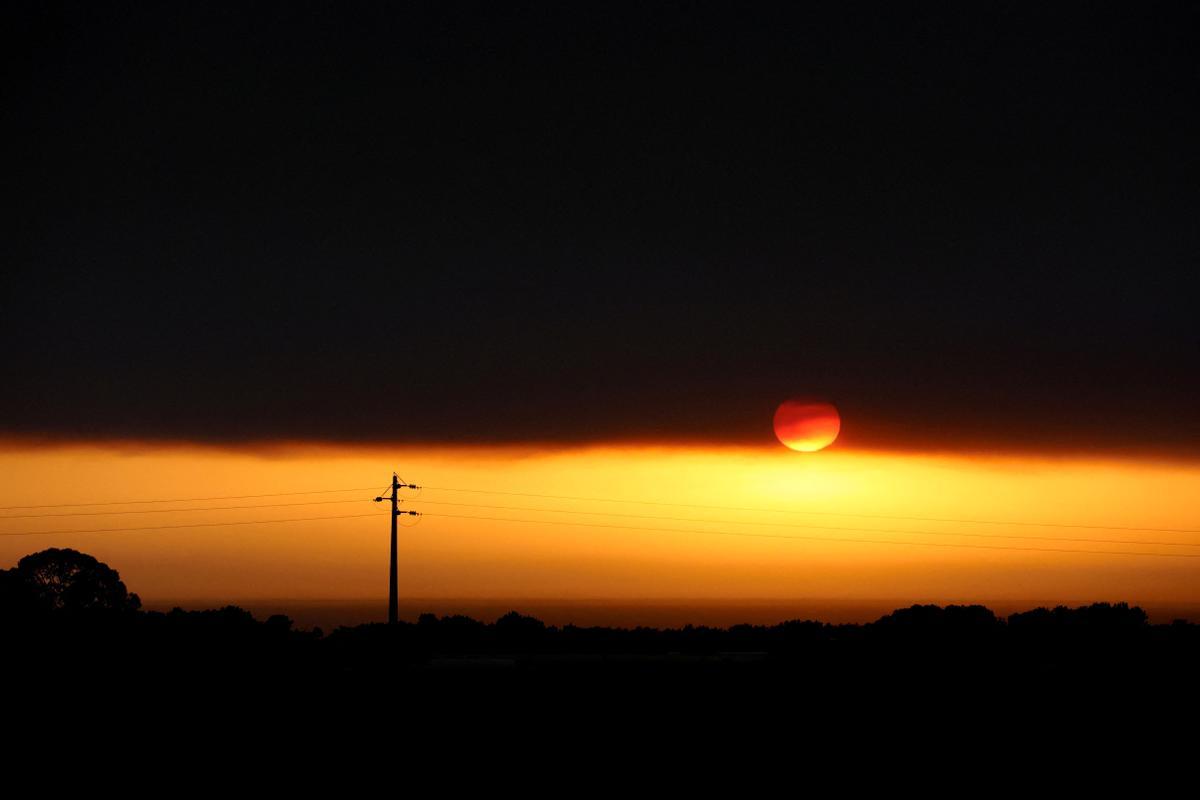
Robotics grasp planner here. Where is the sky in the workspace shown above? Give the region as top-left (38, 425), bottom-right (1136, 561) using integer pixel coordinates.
top-left (2, 3), bottom-right (1198, 624)
top-left (2, 442), bottom-right (1197, 625)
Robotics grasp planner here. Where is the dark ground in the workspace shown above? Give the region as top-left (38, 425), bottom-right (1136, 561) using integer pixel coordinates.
top-left (5, 549), bottom-right (1197, 766)
top-left (6, 598), bottom-right (1195, 777)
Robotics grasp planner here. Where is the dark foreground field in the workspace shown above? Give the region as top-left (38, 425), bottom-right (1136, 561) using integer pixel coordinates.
top-left (5, 549), bottom-right (1199, 743)
top-left (7, 599), bottom-right (1199, 704)
top-left (8, 603), bottom-right (1199, 775)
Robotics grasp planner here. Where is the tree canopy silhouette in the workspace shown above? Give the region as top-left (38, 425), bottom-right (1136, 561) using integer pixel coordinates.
top-left (10, 547), bottom-right (141, 614)
top-left (2, 547), bottom-right (1198, 707)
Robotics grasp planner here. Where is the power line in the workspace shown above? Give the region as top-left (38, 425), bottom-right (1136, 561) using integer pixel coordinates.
top-left (409, 499), bottom-right (1200, 549)
top-left (0, 512), bottom-right (382, 538)
top-left (0, 486), bottom-right (384, 512)
top-left (7, 481), bottom-right (1192, 536)
top-left (0, 498), bottom-right (377, 520)
top-left (3, 494), bottom-right (1194, 558)
top-left (418, 485), bottom-right (1200, 535)
top-left (419, 512), bottom-right (1200, 559)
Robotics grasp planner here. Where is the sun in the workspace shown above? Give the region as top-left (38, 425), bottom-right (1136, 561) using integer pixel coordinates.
top-left (773, 398), bottom-right (841, 452)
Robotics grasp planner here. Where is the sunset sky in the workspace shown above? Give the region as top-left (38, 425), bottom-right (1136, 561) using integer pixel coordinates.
top-left (3, 4), bottom-right (1197, 626)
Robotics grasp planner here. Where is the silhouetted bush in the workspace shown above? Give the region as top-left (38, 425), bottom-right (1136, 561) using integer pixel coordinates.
top-left (9, 547), bottom-right (140, 615)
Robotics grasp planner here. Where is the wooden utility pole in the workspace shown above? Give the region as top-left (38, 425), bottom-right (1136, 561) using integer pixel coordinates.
top-left (389, 472), bottom-right (399, 624)
top-left (375, 473), bottom-right (420, 624)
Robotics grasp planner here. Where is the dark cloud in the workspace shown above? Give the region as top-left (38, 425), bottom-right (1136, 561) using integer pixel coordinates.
top-left (4, 2), bottom-right (1198, 457)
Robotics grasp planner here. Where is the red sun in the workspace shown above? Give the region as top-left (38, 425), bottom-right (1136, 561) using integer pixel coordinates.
top-left (773, 398), bottom-right (841, 452)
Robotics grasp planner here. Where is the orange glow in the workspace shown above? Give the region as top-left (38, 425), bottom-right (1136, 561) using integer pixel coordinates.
top-left (774, 399), bottom-right (841, 452)
top-left (0, 441), bottom-right (1198, 623)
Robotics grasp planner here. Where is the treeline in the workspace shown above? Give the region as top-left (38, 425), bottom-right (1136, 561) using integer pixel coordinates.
top-left (323, 600), bottom-right (1173, 658)
top-left (3, 548), bottom-right (1199, 692)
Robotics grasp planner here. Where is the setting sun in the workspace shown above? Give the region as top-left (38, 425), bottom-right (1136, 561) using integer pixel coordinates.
top-left (774, 399), bottom-right (842, 452)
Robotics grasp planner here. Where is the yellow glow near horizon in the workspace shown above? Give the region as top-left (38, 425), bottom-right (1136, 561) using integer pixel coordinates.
top-left (1, 442), bottom-right (1198, 621)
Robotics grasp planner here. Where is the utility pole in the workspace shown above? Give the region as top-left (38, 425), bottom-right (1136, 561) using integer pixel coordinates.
top-left (388, 472), bottom-right (399, 624)
top-left (375, 473), bottom-right (420, 625)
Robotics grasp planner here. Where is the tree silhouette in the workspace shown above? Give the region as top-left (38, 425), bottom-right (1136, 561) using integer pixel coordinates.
top-left (13, 547), bottom-right (141, 613)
